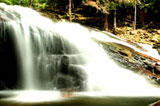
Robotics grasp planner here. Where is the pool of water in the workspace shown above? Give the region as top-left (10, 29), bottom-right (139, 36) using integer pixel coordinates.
top-left (0, 90), bottom-right (159, 106)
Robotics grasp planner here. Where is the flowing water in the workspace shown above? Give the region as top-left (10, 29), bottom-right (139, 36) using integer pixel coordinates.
top-left (1, 3), bottom-right (160, 103)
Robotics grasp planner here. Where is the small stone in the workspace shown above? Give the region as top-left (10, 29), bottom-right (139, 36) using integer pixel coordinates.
top-left (157, 30), bottom-right (160, 34)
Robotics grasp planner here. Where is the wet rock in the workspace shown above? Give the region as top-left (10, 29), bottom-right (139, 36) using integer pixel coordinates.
top-left (150, 100), bottom-right (160, 106)
top-left (100, 41), bottom-right (160, 85)
top-left (55, 55), bottom-right (87, 91)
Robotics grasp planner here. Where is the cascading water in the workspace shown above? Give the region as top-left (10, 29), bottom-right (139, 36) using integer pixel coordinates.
top-left (1, 3), bottom-right (160, 99)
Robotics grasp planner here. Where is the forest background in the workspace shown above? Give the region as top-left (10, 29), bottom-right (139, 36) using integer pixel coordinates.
top-left (1, 0), bottom-right (160, 45)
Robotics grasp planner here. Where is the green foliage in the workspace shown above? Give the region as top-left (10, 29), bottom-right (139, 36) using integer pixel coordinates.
top-left (95, 0), bottom-right (110, 13)
top-left (139, 0), bottom-right (158, 13)
top-left (118, 0), bottom-right (141, 7)
top-left (0, 0), bottom-right (160, 25)
top-left (12, 0), bottom-right (21, 5)
top-left (18, 0), bottom-right (29, 6)
top-left (97, 0), bottom-right (109, 7)
top-left (0, 0), bottom-right (12, 5)
top-left (33, 0), bottom-right (48, 9)
top-left (109, 1), bottom-right (118, 10)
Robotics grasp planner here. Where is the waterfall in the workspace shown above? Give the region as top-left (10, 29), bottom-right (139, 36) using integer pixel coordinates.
top-left (9, 21), bottom-right (37, 89)
top-left (0, 3), bottom-right (160, 95)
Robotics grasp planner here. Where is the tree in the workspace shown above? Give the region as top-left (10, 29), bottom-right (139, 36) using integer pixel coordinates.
top-left (29, 0), bottom-right (33, 7)
top-left (133, 0), bottom-right (137, 30)
top-left (119, 0), bottom-right (141, 30)
top-left (113, 5), bottom-right (117, 32)
top-left (83, 0), bottom-right (138, 31)
top-left (68, 0), bottom-right (72, 22)
top-left (109, 0), bottom-right (118, 33)
top-left (84, 0), bottom-right (109, 31)
top-left (138, 0), bottom-right (160, 27)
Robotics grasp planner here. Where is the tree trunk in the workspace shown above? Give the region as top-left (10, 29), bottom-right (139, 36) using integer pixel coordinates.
top-left (69, 0), bottom-right (72, 22)
top-left (29, 0), bottom-right (32, 7)
top-left (104, 14), bottom-right (109, 31)
top-left (113, 8), bottom-right (117, 33)
top-left (134, 0), bottom-right (137, 30)
top-left (139, 10), bottom-right (145, 27)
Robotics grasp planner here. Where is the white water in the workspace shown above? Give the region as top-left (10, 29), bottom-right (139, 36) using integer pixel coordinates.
top-left (0, 3), bottom-right (160, 97)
